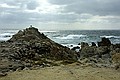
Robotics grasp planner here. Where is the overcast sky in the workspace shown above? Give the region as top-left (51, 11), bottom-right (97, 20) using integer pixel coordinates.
top-left (0, 0), bottom-right (120, 30)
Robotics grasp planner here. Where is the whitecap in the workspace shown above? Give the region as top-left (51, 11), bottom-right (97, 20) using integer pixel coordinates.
top-left (62, 44), bottom-right (81, 52)
top-left (56, 34), bottom-right (87, 40)
top-left (0, 33), bottom-right (14, 41)
top-left (39, 30), bottom-right (57, 33)
top-left (100, 35), bottom-right (120, 39)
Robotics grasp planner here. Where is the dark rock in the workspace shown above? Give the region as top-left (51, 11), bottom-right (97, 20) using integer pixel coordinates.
top-left (114, 44), bottom-right (120, 48)
top-left (80, 46), bottom-right (97, 58)
top-left (8, 27), bottom-right (77, 61)
top-left (96, 46), bottom-right (110, 56)
top-left (0, 72), bottom-right (7, 77)
top-left (81, 42), bottom-right (89, 49)
top-left (71, 46), bottom-right (80, 51)
top-left (1, 26), bottom-right (120, 73)
top-left (79, 43), bottom-right (112, 64)
top-left (78, 43), bottom-right (80, 45)
top-left (98, 37), bottom-right (111, 47)
top-left (91, 42), bottom-right (96, 46)
top-left (0, 27), bottom-right (79, 73)
top-left (8, 27), bottom-right (48, 42)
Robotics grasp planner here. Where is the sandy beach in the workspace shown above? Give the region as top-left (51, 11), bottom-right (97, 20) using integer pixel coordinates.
top-left (0, 63), bottom-right (120, 80)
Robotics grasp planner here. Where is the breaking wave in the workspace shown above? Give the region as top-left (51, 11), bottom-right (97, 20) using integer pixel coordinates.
top-left (100, 35), bottom-right (120, 39)
top-left (39, 30), bottom-right (57, 33)
top-left (55, 34), bottom-right (87, 40)
top-left (0, 33), bottom-right (14, 41)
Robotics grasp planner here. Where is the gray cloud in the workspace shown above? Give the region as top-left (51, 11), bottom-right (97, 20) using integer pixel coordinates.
top-left (48, 0), bottom-right (76, 5)
top-left (48, 0), bottom-right (120, 16)
top-left (26, 1), bottom-right (39, 10)
top-left (0, 0), bottom-right (120, 30)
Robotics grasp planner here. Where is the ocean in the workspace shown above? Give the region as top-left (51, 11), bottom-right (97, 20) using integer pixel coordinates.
top-left (0, 29), bottom-right (120, 48)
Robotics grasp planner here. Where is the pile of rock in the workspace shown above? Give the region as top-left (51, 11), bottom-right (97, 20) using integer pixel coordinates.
top-left (0, 27), bottom-right (77, 74)
top-left (76, 38), bottom-right (120, 68)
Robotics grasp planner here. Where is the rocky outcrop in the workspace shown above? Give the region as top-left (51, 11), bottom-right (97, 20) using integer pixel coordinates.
top-left (0, 27), bottom-right (78, 74)
top-left (91, 42), bottom-right (96, 46)
top-left (8, 27), bottom-right (48, 42)
top-left (78, 38), bottom-right (120, 68)
top-left (98, 37), bottom-right (111, 47)
top-left (8, 27), bottom-right (77, 61)
top-left (80, 46), bottom-right (97, 58)
top-left (0, 27), bottom-right (120, 74)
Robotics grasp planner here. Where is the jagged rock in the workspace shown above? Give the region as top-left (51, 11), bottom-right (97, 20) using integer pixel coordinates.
top-left (96, 46), bottom-right (110, 57)
top-left (81, 42), bottom-right (89, 49)
top-left (110, 46), bottom-right (120, 55)
top-left (91, 42), bottom-right (96, 46)
top-left (112, 44), bottom-right (120, 49)
top-left (8, 27), bottom-right (48, 42)
top-left (71, 46), bottom-right (80, 52)
top-left (80, 44), bottom-right (111, 63)
top-left (0, 27), bottom-right (78, 73)
top-left (0, 26), bottom-right (120, 73)
top-left (80, 46), bottom-right (97, 58)
top-left (98, 37), bottom-right (111, 47)
top-left (8, 27), bottom-right (77, 61)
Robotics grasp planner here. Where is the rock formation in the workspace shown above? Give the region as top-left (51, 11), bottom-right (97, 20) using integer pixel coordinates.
top-left (77, 37), bottom-right (120, 69)
top-left (98, 37), bottom-right (111, 47)
top-left (0, 27), bottom-right (120, 75)
top-left (0, 27), bottom-right (77, 74)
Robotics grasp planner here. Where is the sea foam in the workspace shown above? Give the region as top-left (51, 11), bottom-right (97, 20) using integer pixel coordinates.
top-left (56, 34), bottom-right (87, 40)
top-left (100, 35), bottom-right (120, 39)
top-left (0, 33), bottom-right (14, 41)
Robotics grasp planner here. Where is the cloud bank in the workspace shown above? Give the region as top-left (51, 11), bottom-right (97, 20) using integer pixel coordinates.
top-left (0, 0), bottom-right (120, 30)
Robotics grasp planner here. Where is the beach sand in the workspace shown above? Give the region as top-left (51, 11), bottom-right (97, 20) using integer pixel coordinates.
top-left (0, 63), bottom-right (120, 80)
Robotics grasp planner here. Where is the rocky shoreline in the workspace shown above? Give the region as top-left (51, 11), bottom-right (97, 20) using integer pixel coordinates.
top-left (0, 27), bottom-right (120, 76)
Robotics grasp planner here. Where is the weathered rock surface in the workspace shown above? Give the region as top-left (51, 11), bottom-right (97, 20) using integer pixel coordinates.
top-left (8, 27), bottom-right (48, 42)
top-left (78, 38), bottom-right (120, 69)
top-left (0, 27), bottom-right (77, 73)
top-left (91, 42), bottom-right (96, 46)
top-left (98, 37), bottom-right (111, 47)
top-left (0, 27), bottom-right (120, 74)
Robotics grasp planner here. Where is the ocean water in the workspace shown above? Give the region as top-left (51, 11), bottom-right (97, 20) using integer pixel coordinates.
top-left (0, 29), bottom-right (120, 48)
top-left (44, 30), bottom-right (120, 48)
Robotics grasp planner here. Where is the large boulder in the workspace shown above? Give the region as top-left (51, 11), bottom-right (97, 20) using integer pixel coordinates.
top-left (91, 42), bottom-right (96, 47)
top-left (98, 37), bottom-right (111, 47)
